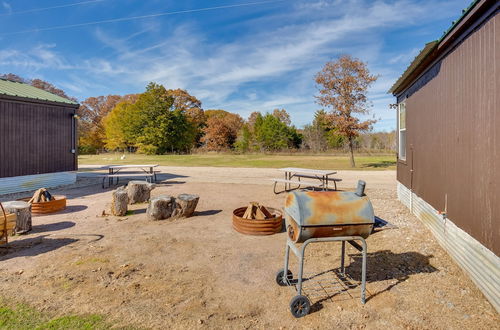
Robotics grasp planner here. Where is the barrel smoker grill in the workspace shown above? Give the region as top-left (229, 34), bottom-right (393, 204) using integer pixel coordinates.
top-left (276, 181), bottom-right (374, 318)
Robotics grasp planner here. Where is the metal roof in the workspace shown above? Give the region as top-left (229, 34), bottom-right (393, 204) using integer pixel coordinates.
top-left (0, 78), bottom-right (78, 105)
top-left (388, 41), bottom-right (438, 94)
top-left (389, 0), bottom-right (483, 95)
top-left (437, 0), bottom-right (481, 43)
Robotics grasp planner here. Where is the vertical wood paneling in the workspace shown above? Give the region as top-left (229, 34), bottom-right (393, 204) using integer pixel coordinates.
top-left (399, 12), bottom-right (500, 255)
top-left (0, 98), bottom-right (77, 178)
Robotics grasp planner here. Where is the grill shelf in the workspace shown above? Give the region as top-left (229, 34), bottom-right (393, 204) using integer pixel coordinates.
top-left (290, 269), bottom-right (365, 302)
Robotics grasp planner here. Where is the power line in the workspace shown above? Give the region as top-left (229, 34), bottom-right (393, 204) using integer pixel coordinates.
top-left (0, 0), bottom-right (286, 36)
top-left (0, 0), bottom-right (109, 17)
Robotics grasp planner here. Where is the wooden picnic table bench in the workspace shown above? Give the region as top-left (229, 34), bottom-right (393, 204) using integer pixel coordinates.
top-left (102, 164), bottom-right (159, 188)
top-left (271, 167), bottom-right (341, 194)
top-left (292, 174), bottom-right (342, 190)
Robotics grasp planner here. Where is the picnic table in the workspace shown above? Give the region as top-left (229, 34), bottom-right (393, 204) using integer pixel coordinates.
top-left (102, 164), bottom-right (159, 188)
top-left (271, 167), bottom-right (341, 194)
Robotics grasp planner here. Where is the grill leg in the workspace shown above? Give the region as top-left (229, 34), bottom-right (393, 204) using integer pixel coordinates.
top-left (340, 240), bottom-right (345, 275)
top-left (283, 243), bottom-right (290, 283)
top-left (297, 241), bottom-right (311, 296)
top-left (360, 238), bottom-right (367, 304)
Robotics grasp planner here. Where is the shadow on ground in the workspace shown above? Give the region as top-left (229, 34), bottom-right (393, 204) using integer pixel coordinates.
top-left (31, 221), bottom-right (76, 234)
top-left (0, 235), bottom-right (78, 261)
top-left (34, 205), bottom-right (88, 217)
top-left (361, 160), bottom-right (396, 169)
top-left (194, 210), bottom-right (222, 216)
top-left (130, 209), bottom-right (222, 216)
top-left (291, 250), bottom-right (437, 314)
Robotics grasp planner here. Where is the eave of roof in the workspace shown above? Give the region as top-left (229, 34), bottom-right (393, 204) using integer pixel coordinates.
top-left (389, 0), bottom-right (486, 96)
top-left (388, 41), bottom-right (438, 95)
top-left (0, 78), bottom-right (78, 106)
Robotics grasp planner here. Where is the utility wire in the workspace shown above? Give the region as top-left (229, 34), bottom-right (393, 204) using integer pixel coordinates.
top-left (0, 0), bottom-right (286, 36)
top-left (0, 0), bottom-right (109, 17)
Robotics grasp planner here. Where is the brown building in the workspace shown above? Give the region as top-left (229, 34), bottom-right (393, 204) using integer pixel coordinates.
top-left (0, 79), bottom-right (79, 194)
top-left (390, 0), bottom-right (499, 312)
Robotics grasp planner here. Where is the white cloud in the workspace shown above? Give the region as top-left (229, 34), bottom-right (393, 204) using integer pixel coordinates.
top-left (0, 44), bottom-right (73, 71)
top-left (0, 0), bottom-right (466, 131)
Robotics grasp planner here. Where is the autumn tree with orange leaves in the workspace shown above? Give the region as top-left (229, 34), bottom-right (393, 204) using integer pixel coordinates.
top-left (315, 55), bottom-right (378, 167)
top-left (78, 94), bottom-right (139, 153)
top-left (201, 110), bottom-right (243, 151)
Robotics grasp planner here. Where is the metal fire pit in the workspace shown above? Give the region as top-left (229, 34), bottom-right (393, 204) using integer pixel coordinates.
top-left (276, 180), bottom-right (374, 318)
top-left (232, 207), bottom-right (282, 235)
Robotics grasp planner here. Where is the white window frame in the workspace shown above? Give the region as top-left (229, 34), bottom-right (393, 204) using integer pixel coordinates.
top-left (398, 101), bottom-right (406, 161)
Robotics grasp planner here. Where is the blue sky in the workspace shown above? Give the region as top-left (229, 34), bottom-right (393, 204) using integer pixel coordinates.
top-left (0, 0), bottom-right (470, 131)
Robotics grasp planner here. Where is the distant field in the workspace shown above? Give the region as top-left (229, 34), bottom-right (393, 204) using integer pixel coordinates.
top-left (78, 153), bottom-right (396, 170)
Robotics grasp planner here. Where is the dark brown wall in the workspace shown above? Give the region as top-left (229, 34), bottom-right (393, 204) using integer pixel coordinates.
top-left (0, 97), bottom-right (77, 178)
top-left (397, 11), bottom-right (499, 255)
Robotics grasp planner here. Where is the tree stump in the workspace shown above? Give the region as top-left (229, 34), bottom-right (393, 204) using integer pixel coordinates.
top-left (111, 187), bottom-right (129, 216)
top-left (172, 194), bottom-right (200, 218)
top-left (3, 201), bottom-right (32, 234)
top-left (147, 195), bottom-right (175, 220)
top-left (127, 181), bottom-right (155, 204)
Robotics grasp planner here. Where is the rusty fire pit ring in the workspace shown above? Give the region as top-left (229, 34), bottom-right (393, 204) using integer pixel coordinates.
top-left (20, 195), bottom-right (67, 215)
top-left (232, 207), bottom-right (282, 236)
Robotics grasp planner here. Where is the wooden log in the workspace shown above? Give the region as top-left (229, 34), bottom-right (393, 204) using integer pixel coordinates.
top-left (127, 181), bottom-right (155, 204)
top-left (172, 194), bottom-right (200, 218)
top-left (28, 188), bottom-right (54, 203)
top-left (147, 195), bottom-right (175, 220)
top-left (241, 202), bottom-right (271, 220)
top-left (111, 187), bottom-right (129, 216)
top-left (242, 203), bottom-right (253, 219)
top-left (3, 201), bottom-right (32, 234)
top-left (260, 205), bottom-right (273, 218)
top-left (28, 189), bottom-right (43, 203)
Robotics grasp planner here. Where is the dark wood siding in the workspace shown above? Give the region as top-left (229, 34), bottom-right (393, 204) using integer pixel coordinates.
top-left (397, 11), bottom-right (499, 254)
top-left (0, 98), bottom-right (77, 178)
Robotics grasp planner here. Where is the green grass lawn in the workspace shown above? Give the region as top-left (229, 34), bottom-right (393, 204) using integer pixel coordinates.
top-left (0, 301), bottom-right (116, 329)
top-left (78, 153), bottom-right (396, 170)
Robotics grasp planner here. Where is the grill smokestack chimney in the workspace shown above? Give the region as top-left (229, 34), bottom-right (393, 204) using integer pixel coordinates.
top-left (355, 180), bottom-right (366, 197)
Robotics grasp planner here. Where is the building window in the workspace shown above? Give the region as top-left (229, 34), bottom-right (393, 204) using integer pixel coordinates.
top-left (398, 102), bottom-right (406, 160)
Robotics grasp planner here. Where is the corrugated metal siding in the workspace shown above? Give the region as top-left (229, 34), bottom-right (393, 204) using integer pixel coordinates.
top-left (0, 171), bottom-right (76, 195)
top-left (397, 11), bottom-right (499, 255)
top-left (0, 98), bottom-right (77, 178)
top-left (398, 182), bottom-right (500, 312)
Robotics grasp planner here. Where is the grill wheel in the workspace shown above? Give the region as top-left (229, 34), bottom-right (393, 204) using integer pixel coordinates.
top-left (275, 269), bottom-right (293, 286)
top-left (289, 295), bottom-right (311, 318)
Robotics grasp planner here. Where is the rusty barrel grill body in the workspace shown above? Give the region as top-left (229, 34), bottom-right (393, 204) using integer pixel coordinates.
top-left (284, 190), bottom-right (375, 243)
top-left (277, 183), bottom-right (373, 318)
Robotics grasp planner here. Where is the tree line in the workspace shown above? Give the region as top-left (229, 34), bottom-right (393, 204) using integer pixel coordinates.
top-left (76, 82), bottom-right (394, 155)
top-left (2, 55), bottom-right (396, 165)
top-left (78, 83), bottom-right (306, 154)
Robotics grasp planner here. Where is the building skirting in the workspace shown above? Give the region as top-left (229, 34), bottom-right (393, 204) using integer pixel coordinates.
top-left (0, 172), bottom-right (76, 195)
top-left (397, 182), bottom-right (500, 313)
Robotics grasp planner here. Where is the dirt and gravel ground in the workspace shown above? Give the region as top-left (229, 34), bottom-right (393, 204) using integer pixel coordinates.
top-left (0, 167), bottom-right (498, 329)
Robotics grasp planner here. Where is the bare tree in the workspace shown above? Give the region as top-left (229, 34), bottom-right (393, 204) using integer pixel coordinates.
top-left (0, 73), bottom-right (26, 83)
top-left (315, 55), bottom-right (378, 167)
top-left (272, 108), bottom-right (291, 126)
